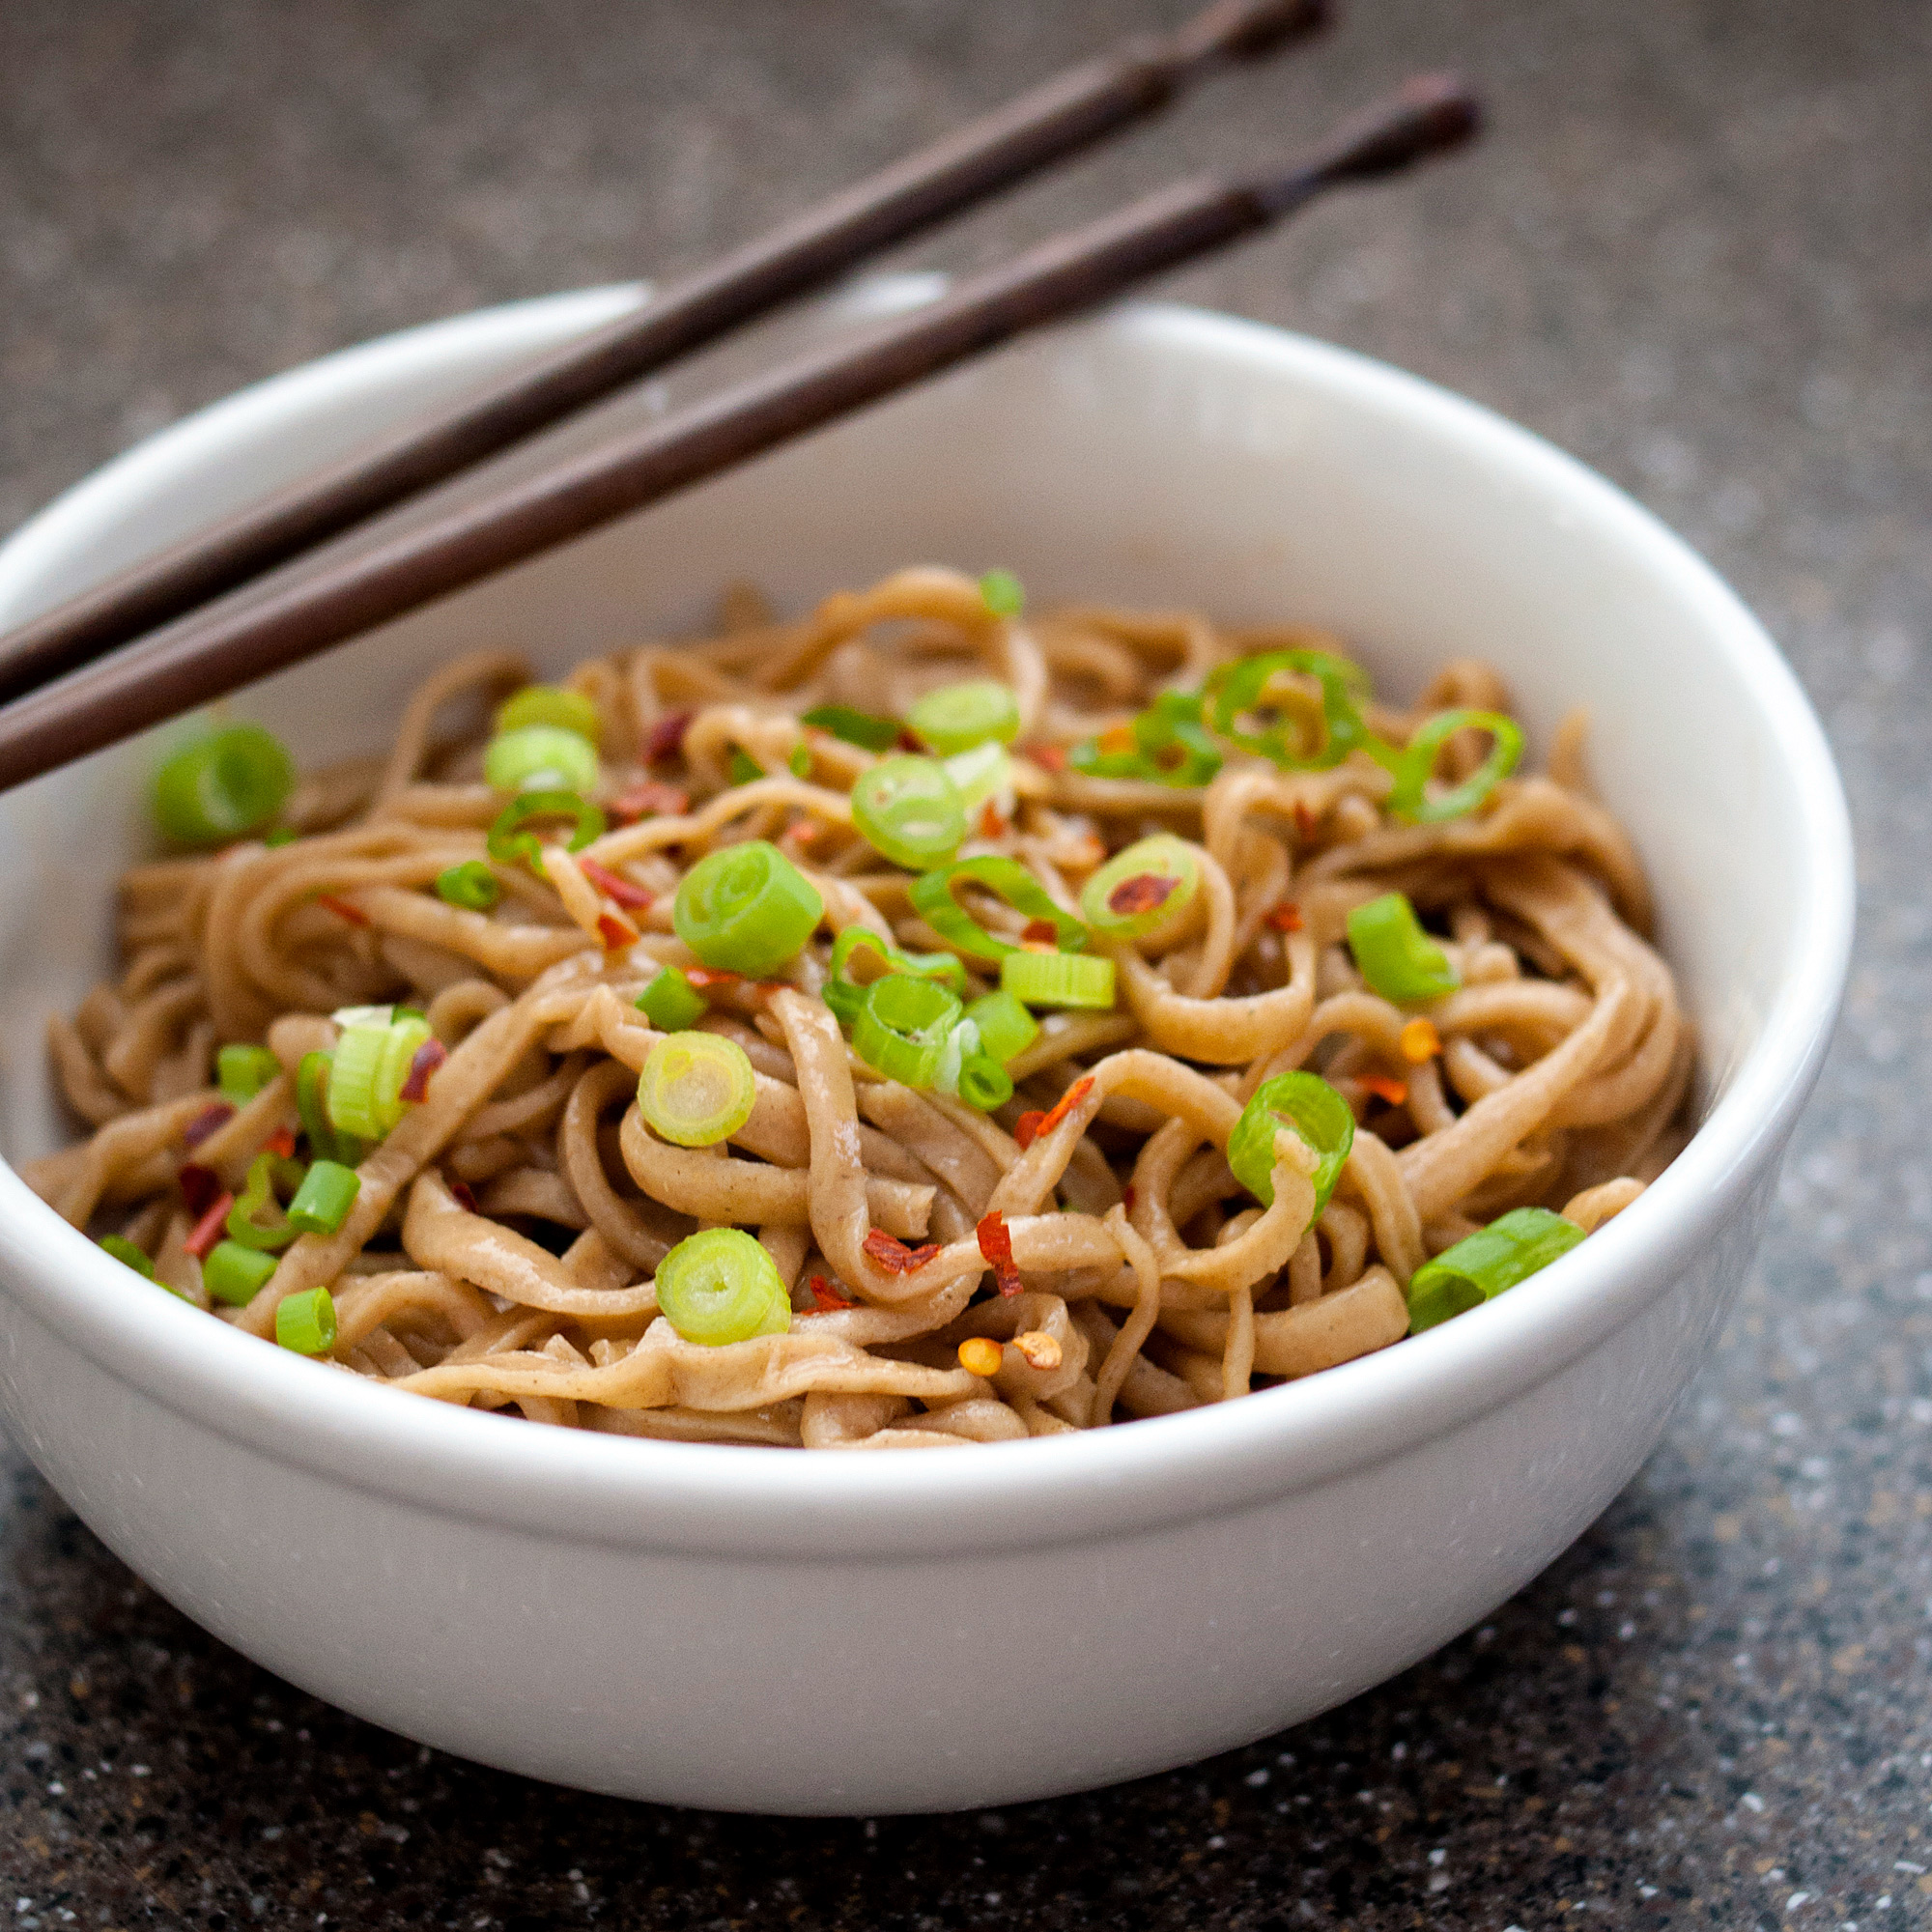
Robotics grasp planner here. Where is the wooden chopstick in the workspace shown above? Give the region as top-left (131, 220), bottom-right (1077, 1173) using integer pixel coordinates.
top-left (0, 0), bottom-right (1329, 708)
top-left (0, 72), bottom-right (1478, 797)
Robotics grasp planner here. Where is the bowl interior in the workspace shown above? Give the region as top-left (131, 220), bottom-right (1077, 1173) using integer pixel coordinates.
top-left (0, 288), bottom-right (1852, 1530)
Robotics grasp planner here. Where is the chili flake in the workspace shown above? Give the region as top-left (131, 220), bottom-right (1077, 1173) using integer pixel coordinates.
top-left (957, 1336), bottom-right (1004, 1377)
top-left (610, 780), bottom-right (691, 825)
top-left (399, 1038), bottom-right (447, 1104)
top-left (596, 912), bottom-right (640, 952)
top-left (1107, 872), bottom-right (1174, 917)
top-left (808, 1275), bottom-right (854, 1313)
top-left (184, 1192), bottom-right (236, 1261)
top-left (862, 1229), bottom-right (941, 1274)
top-left (1265, 900), bottom-right (1304, 933)
top-left (1359, 1074), bottom-right (1408, 1108)
top-left (263, 1125), bottom-right (298, 1159)
top-left (642, 712), bottom-right (695, 765)
top-left (1027, 743), bottom-right (1068, 773)
top-left (1013, 1329), bottom-right (1063, 1372)
top-left (178, 1161), bottom-right (222, 1217)
top-left (448, 1179), bottom-right (481, 1214)
top-left (1400, 1017), bottom-right (1441, 1064)
top-left (975, 1208), bottom-right (1023, 1297)
top-left (580, 858), bottom-right (653, 910)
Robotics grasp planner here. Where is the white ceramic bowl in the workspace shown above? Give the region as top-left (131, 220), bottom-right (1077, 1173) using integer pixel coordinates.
top-left (0, 286), bottom-right (1852, 1814)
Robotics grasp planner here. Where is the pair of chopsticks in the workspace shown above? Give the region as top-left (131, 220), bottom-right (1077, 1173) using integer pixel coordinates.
top-left (0, 0), bottom-right (1478, 794)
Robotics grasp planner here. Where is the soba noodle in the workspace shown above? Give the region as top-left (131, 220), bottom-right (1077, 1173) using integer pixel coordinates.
top-left (25, 567), bottom-right (1691, 1449)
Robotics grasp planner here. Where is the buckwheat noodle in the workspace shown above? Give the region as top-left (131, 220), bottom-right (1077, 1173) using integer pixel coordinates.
top-left (25, 568), bottom-right (1691, 1449)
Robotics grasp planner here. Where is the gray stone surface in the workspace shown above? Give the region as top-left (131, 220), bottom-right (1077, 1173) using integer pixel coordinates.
top-left (1, 0), bottom-right (1927, 1923)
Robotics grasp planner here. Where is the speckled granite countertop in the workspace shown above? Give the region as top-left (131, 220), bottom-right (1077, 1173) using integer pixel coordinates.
top-left (1, 1), bottom-right (1927, 1924)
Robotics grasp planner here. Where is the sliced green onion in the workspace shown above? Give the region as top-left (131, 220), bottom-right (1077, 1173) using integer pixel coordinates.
top-left (287, 1158), bottom-right (360, 1236)
top-left (227, 1153), bottom-right (298, 1252)
top-left (1070, 689), bottom-right (1223, 787)
top-left (1000, 950), bottom-right (1117, 1009)
top-left (728, 749), bottom-right (764, 786)
top-left (909, 855), bottom-right (1086, 963)
top-left (1385, 709), bottom-right (1524, 823)
top-left (1228, 1071), bottom-right (1355, 1212)
top-left (99, 1234), bottom-right (156, 1279)
top-left (908, 680), bottom-right (1021, 757)
top-left (850, 755), bottom-right (966, 871)
top-left (487, 789), bottom-right (606, 869)
top-left (296, 1050), bottom-right (364, 1167)
top-left (673, 840), bottom-right (823, 977)
top-left (275, 1285), bottom-right (339, 1355)
top-left (215, 1042), bottom-right (281, 1105)
top-left (484, 724), bottom-right (600, 798)
top-left (327, 1014), bottom-right (433, 1143)
top-left (1204, 649), bottom-right (1378, 771)
top-left (1407, 1207), bottom-right (1585, 1333)
top-left (637, 965), bottom-right (708, 1032)
top-left (853, 973), bottom-right (964, 1087)
top-left (1346, 892), bottom-right (1461, 1004)
top-left (204, 1239), bottom-right (278, 1306)
top-left (980, 568), bottom-right (1025, 617)
top-left (154, 724), bottom-right (296, 846)
top-left (787, 743), bottom-right (812, 779)
top-left (497, 684), bottom-right (602, 745)
top-left (823, 926), bottom-right (967, 1024)
top-left (800, 704), bottom-right (901, 753)
top-left (957, 1054), bottom-right (1014, 1111)
top-left (264, 828), bottom-right (298, 848)
top-left (942, 741), bottom-right (1011, 815)
top-left (1079, 834), bottom-right (1202, 941)
top-left (436, 860), bottom-right (500, 910)
top-left (654, 1227), bottom-right (792, 1347)
top-left (637, 1034), bottom-right (757, 1147)
top-left (963, 989), bottom-right (1039, 1065)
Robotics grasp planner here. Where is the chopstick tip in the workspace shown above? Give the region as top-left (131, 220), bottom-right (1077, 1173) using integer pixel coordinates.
top-left (1174, 0), bottom-right (1335, 69)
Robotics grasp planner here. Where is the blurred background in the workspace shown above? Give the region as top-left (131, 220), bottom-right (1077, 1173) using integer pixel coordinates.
top-left (1, 2), bottom-right (1927, 1926)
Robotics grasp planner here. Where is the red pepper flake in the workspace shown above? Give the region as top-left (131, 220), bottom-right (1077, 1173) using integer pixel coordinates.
top-left (1021, 919), bottom-right (1061, 947)
top-left (862, 1229), bottom-right (941, 1274)
top-left (610, 780), bottom-right (691, 825)
top-left (399, 1037), bottom-right (447, 1104)
top-left (979, 800), bottom-right (1007, 839)
top-left (1106, 872), bottom-right (1174, 917)
top-left (1360, 1074), bottom-right (1408, 1108)
top-left (1038, 1075), bottom-right (1094, 1139)
top-left (808, 1275), bottom-right (854, 1313)
top-left (1265, 900), bottom-right (1304, 933)
top-left (178, 1161), bottom-right (222, 1217)
top-left (596, 912), bottom-right (640, 952)
top-left (1013, 1110), bottom-right (1046, 1151)
top-left (683, 966), bottom-right (741, 991)
top-left (1027, 742), bottom-right (1068, 773)
top-left (449, 1179), bottom-right (481, 1214)
top-left (316, 893), bottom-right (370, 928)
top-left (642, 711), bottom-right (695, 765)
top-left (1293, 801), bottom-right (1318, 842)
top-left (580, 858), bottom-right (653, 910)
top-left (184, 1192), bottom-right (235, 1261)
top-left (1097, 723), bottom-right (1136, 756)
top-left (263, 1125), bottom-right (297, 1159)
top-left (975, 1209), bottom-right (1024, 1298)
top-left (1122, 1183), bottom-right (1136, 1215)
top-left (182, 1102), bottom-right (234, 1151)
top-left (895, 728), bottom-right (924, 754)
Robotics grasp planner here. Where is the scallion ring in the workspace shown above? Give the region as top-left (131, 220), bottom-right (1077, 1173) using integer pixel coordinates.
top-left (909, 855), bottom-right (1085, 963)
top-left (1079, 834), bottom-right (1201, 942)
top-left (962, 989), bottom-right (1038, 1065)
top-left (1227, 1071), bottom-right (1355, 1212)
top-left (1385, 709), bottom-right (1524, 823)
top-left (215, 1041), bottom-right (281, 1106)
top-left (1407, 1207), bottom-right (1585, 1332)
top-left (1204, 649), bottom-right (1378, 771)
top-left (496, 684), bottom-right (602, 745)
top-left (99, 1234), bottom-right (156, 1279)
top-left (436, 860), bottom-right (500, 910)
top-left (850, 755), bottom-right (966, 871)
top-left (275, 1285), bottom-right (339, 1355)
top-left (853, 973), bottom-right (964, 1088)
top-left (979, 568), bottom-right (1025, 617)
top-left (942, 741), bottom-right (1011, 814)
top-left (326, 1014), bottom-right (433, 1143)
top-left (636, 966), bottom-right (708, 1032)
top-left (486, 789), bottom-right (607, 870)
top-left (956, 1054), bottom-right (1014, 1111)
top-left (799, 704), bottom-right (900, 753)
top-left (1346, 892), bottom-right (1461, 1005)
top-left (1000, 950), bottom-right (1117, 1009)
top-left (637, 1034), bottom-right (757, 1148)
top-left (286, 1158), bottom-right (360, 1236)
top-left (908, 679), bottom-right (1021, 757)
top-left (824, 926), bottom-right (966, 1024)
top-left (653, 1228), bottom-right (792, 1347)
top-left (153, 724), bottom-right (296, 847)
top-left (226, 1153), bottom-right (298, 1253)
top-left (483, 724), bottom-right (600, 798)
top-left (672, 839), bottom-right (823, 977)
top-left (204, 1239), bottom-right (278, 1306)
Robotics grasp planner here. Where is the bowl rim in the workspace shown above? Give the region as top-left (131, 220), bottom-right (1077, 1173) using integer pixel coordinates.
top-left (0, 289), bottom-right (1855, 1561)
